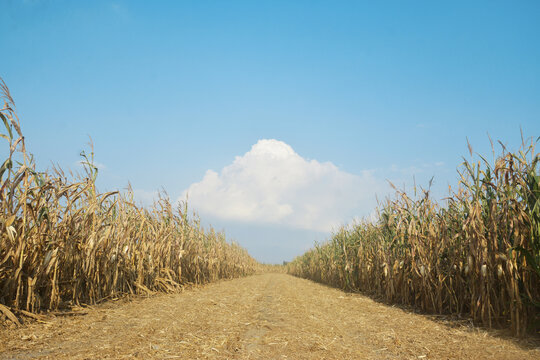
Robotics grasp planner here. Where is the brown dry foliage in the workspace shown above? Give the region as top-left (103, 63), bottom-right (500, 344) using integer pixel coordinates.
top-left (289, 136), bottom-right (540, 336)
top-left (0, 79), bottom-right (258, 321)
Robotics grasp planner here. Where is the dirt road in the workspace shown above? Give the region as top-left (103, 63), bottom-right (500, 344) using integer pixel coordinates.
top-left (1, 273), bottom-right (538, 359)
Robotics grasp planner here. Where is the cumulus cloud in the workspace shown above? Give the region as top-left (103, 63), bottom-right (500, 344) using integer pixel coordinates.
top-left (181, 139), bottom-right (384, 232)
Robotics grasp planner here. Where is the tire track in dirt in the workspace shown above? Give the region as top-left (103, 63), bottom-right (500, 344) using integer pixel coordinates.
top-left (1, 273), bottom-right (538, 359)
top-left (241, 283), bottom-right (275, 354)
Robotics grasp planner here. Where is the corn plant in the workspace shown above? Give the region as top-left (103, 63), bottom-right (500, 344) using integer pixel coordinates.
top-left (288, 136), bottom-right (539, 336)
top-left (0, 79), bottom-right (258, 320)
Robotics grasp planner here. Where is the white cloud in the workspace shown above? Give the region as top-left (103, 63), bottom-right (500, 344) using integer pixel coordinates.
top-left (181, 139), bottom-right (384, 232)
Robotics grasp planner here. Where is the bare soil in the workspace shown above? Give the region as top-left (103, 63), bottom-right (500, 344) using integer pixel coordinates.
top-left (1, 273), bottom-right (538, 359)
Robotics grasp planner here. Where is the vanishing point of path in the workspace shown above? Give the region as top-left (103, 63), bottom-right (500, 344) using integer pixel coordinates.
top-left (1, 273), bottom-right (538, 359)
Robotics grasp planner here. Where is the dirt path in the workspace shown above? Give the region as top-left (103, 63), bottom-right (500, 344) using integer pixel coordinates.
top-left (1, 273), bottom-right (538, 359)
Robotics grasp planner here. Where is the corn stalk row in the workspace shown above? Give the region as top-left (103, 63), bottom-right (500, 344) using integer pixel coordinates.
top-left (0, 80), bottom-right (258, 320)
top-left (288, 137), bottom-right (539, 336)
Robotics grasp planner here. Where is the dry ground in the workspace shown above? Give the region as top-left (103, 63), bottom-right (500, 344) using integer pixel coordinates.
top-left (0, 273), bottom-right (538, 359)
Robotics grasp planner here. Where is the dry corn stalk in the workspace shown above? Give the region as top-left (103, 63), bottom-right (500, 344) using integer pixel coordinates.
top-left (289, 135), bottom-right (539, 336)
top-left (0, 79), bottom-right (259, 324)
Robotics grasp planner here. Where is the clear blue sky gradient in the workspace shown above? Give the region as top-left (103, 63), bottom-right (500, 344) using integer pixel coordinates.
top-left (1, 0), bottom-right (539, 262)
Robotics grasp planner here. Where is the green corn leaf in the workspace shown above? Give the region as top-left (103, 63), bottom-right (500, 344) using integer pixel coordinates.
top-left (0, 112), bottom-right (12, 140)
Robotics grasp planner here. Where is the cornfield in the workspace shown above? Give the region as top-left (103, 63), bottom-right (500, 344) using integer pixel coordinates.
top-left (0, 79), bottom-right (257, 322)
top-left (289, 136), bottom-right (539, 336)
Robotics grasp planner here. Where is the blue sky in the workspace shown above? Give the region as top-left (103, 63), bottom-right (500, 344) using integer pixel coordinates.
top-left (1, 0), bottom-right (539, 263)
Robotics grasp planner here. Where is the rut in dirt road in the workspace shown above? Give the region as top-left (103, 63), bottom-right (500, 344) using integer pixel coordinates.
top-left (1, 273), bottom-right (538, 359)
